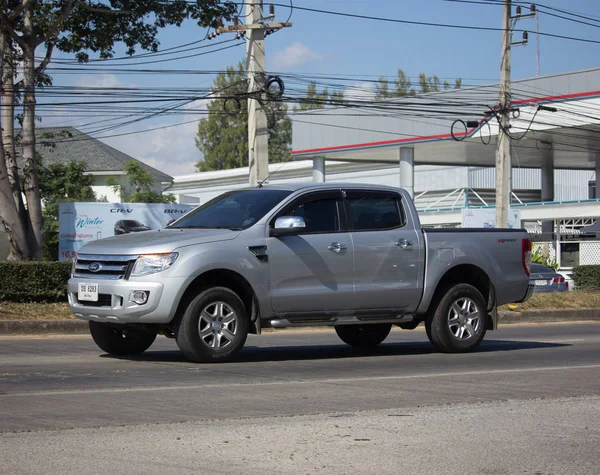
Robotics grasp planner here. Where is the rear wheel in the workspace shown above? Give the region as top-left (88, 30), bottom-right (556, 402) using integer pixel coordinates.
top-left (335, 323), bottom-right (392, 348)
top-left (89, 321), bottom-right (156, 355)
top-left (176, 287), bottom-right (249, 363)
top-left (425, 283), bottom-right (487, 353)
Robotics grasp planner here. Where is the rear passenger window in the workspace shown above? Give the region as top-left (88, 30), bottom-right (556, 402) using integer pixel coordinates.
top-left (348, 195), bottom-right (403, 231)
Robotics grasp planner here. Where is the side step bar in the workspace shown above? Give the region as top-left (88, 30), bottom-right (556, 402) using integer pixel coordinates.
top-left (269, 315), bottom-right (414, 329)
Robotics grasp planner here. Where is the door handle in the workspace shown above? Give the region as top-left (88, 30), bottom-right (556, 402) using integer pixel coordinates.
top-left (328, 242), bottom-right (347, 253)
top-left (395, 239), bottom-right (413, 249)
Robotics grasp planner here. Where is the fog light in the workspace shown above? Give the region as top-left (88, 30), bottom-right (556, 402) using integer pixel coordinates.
top-left (131, 291), bottom-right (149, 305)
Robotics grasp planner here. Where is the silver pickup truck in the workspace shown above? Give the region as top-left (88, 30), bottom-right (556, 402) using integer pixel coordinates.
top-left (68, 183), bottom-right (534, 362)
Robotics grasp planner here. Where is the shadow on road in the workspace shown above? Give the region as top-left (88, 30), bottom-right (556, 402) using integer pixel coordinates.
top-left (101, 339), bottom-right (569, 364)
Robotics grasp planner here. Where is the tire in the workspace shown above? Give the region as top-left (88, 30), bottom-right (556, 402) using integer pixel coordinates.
top-left (334, 323), bottom-right (392, 348)
top-left (425, 283), bottom-right (487, 353)
top-left (89, 321), bottom-right (156, 356)
top-left (176, 287), bottom-right (249, 363)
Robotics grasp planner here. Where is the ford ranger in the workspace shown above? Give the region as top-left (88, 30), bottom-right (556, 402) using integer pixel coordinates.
top-left (68, 183), bottom-right (534, 362)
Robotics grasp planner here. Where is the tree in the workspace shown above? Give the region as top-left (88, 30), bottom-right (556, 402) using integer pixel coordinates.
top-left (38, 159), bottom-right (96, 260)
top-left (375, 68), bottom-right (461, 99)
top-left (294, 81), bottom-right (345, 111)
top-left (0, 1), bottom-right (235, 261)
top-left (196, 61), bottom-right (292, 171)
top-left (108, 161), bottom-right (175, 204)
top-left (375, 77), bottom-right (390, 100)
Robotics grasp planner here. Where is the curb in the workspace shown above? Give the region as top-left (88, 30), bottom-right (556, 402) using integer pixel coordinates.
top-left (0, 320), bottom-right (89, 335)
top-left (498, 309), bottom-right (600, 324)
top-left (0, 309), bottom-right (599, 335)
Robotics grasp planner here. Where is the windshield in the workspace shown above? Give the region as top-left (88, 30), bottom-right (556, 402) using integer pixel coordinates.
top-left (170, 189), bottom-right (292, 230)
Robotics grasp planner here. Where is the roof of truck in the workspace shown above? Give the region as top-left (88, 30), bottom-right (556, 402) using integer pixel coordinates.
top-left (256, 182), bottom-right (406, 193)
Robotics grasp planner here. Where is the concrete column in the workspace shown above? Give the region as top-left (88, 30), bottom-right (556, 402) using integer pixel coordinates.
top-left (541, 160), bottom-right (555, 235)
top-left (595, 156), bottom-right (600, 198)
top-left (312, 157), bottom-right (325, 183)
top-left (399, 147), bottom-right (414, 198)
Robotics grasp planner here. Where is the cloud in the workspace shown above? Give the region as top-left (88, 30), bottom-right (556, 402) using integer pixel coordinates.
top-left (100, 99), bottom-right (212, 177)
top-left (103, 118), bottom-right (202, 177)
top-left (73, 73), bottom-right (124, 89)
top-left (344, 81), bottom-right (376, 101)
top-left (271, 43), bottom-right (325, 70)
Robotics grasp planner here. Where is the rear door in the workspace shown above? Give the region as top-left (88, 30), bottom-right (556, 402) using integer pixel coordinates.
top-left (268, 190), bottom-right (355, 313)
top-left (344, 189), bottom-right (423, 311)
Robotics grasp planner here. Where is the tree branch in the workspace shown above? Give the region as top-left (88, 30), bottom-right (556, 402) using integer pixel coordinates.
top-left (37, 0), bottom-right (75, 46)
top-left (0, 12), bottom-right (26, 50)
top-left (8, 0), bottom-right (35, 21)
top-left (34, 38), bottom-right (55, 76)
top-left (75, 0), bottom-right (132, 15)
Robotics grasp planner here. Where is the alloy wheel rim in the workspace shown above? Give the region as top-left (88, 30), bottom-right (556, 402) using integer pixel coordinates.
top-left (447, 297), bottom-right (480, 340)
top-left (198, 301), bottom-right (238, 349)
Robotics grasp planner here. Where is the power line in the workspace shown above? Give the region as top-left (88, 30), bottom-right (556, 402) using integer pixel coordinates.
top-left (264, 2), bottom-right (600, 45)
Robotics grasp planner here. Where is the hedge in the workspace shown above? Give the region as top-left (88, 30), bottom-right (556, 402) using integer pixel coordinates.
top-left (572, 265), bottom-right (600, 290)
top-left (0, 261), bottom-right (72, 302)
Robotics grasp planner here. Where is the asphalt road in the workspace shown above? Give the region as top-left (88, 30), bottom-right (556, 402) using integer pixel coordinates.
top-left (1, 322), bottom-right (599, 474)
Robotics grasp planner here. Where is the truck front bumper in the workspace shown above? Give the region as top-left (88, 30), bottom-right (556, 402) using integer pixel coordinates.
top-left (67, 276), bottom-right (185, 324)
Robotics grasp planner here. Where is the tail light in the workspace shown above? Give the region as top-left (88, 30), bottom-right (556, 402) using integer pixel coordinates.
top-left (522, 238), bottom-right (532, 276)
top-left (553, 277), bottom-right (565, 284)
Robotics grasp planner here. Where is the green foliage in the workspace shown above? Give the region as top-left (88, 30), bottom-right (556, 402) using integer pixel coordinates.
top-left (572, 265), bottom-right (600, 290)
top-left (294, 81), bottom-right (345, 111)
top-left (37, 160), bottom-right (96, 261)
top-left (196, 61), bottom-right (292, 171)
top-left (116, 161), bottom-right (175, 203)
top-left (531, 245), bottom-right (558, 269)
top-left (0, 261), bottom-right (72, 302)
top-left (375, 69), bottom-right (461, 99)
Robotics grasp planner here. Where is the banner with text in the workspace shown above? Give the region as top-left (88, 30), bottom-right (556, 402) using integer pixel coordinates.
top-left (58, 202), bottom-right (196, 261)
top-left (461, 208), bottom-right (522, 229)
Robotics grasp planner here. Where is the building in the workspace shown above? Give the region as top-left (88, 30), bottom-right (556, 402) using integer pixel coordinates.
top-left (171, 67), bottom-right (600, 271)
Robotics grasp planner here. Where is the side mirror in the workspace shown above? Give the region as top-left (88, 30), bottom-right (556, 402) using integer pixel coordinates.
top-left (270, 216), bottom-right (306, 237)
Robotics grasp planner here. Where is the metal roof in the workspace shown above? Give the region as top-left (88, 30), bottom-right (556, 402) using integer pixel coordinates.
top-left (291, 68), bottom-right (600, 171)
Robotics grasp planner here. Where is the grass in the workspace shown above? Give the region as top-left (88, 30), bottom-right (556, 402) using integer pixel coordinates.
top-left (0, 302), bottom-right (75, 321)
top-left (500, 290), bottom-right (600, 312)
top-left (0, 290), bottom-right (598, 321)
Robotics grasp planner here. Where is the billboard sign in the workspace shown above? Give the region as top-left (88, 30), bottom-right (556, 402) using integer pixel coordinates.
top-left (58, 202), bottom-right (196, 261)
top-left (461, 208), bottom-right (521, 229)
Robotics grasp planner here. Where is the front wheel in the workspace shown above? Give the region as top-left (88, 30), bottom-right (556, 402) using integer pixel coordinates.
top-left (425, 283), bottom-right (487, 353)
top-left (335, 323), bottom-right (392, 348)
top-left (176, 287), bottom-right (249, 363)
top-left (89, 321), bottom-right (156, 355)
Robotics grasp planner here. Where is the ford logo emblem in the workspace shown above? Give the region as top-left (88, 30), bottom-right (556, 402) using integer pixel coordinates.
top-left (88, 262), bottom-right (102, 273)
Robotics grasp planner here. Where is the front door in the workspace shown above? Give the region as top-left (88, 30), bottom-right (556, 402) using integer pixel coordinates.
top-left (344, 189), bottom-right (423, 312)
top-left (268, 190), bottom-right (354, 314)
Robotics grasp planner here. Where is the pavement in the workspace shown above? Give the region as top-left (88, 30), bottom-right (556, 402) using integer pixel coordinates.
top-left (1, 323), bottom-right (599, 474)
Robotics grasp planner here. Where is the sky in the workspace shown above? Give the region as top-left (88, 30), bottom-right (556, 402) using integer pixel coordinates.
top-left (39, 0), bottom-right (600, 177)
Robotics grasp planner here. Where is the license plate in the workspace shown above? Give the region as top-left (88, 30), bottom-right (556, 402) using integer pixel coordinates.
top-left (534, 280), bottom-right (548, 286)
top-left (78, 283), bottom-right (99, 302)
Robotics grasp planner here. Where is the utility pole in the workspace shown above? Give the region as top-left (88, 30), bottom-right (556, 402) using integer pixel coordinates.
top-left (496, 2), bottom-right (535, 227)
top-left (496, 0), bottom-right (512, 228)
top-left (246, 1), bottom-right (268, 186)
top-left (214, 2), bottom-right (292, 185)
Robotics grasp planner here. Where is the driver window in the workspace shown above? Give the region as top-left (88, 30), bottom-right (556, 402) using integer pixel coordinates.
top-left (284, 197), bottom-right (340, 234)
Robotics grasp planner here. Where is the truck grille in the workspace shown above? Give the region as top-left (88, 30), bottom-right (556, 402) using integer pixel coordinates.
top-left (74, 254), bottom-right (138, 280)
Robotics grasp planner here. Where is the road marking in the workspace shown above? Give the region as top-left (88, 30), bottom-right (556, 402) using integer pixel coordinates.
top-left (2, 364), bottom-right (599, 398)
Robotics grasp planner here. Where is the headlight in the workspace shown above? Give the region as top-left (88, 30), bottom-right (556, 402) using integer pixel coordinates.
top-left (131, 252), bottom-right (179, 277)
